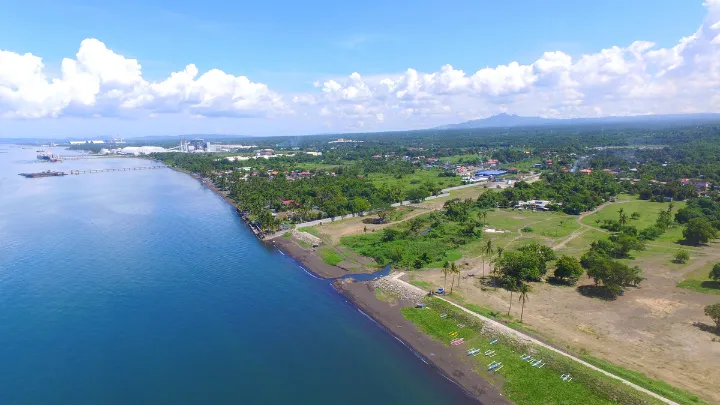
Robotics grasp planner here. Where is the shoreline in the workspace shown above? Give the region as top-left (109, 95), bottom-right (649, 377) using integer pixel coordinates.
top-left (173, 166), bottom-right (510, 403)
top-left (270, 236), bottom-right (360, 279)
top-left (335, 280), bottom-right (511, 405)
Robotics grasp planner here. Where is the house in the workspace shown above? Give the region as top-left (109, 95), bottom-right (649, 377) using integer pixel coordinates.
top-left (515, 200), bottom-right (553, 211)
top-left (580, 169), bottom-right (592, 175)
top-left (681, 179), bottom-right (710, 191)
top-left (476, 170), bottom-right (507, 177)
top-left (486, 159), bottom-right (499, 167)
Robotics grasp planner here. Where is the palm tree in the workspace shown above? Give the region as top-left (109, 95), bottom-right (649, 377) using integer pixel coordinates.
top-left (618, 208), bottom-right (628, 226)
top-left (450, 262), bottom-right (458, 294)
top-left (481, 239), bottom-right (494, 278)
top-left (492, 247), bottom-right (504, 277)
top-left (478, 210), bottom-right (488, 226)
top-left (455, 262), bottom-right (462, 287)
top-left (518, 283), bottom-right (531, 322)
top-left (506, 277), bottom-right (517, 316)
top-left (442, 261), bottom-right (450, 291)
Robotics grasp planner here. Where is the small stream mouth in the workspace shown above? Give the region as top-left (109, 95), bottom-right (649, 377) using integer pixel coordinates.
top-left (339, 263), bottom-right (392, 282)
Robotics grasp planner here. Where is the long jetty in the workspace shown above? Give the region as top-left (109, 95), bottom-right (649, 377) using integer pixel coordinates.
top-left (68, 166), bottom-right (167, 175)
top-left (58, 155), bottom-right (135, 160)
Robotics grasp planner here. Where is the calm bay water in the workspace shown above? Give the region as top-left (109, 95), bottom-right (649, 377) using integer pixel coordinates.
top-left (0, 146), bottom-right (475, 404)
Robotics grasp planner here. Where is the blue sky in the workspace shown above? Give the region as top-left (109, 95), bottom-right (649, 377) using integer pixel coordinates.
top-left (0, 0), bottom-right (717, 138)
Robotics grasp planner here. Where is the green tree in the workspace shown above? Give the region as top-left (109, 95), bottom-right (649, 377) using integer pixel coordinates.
top-left (582, 252), bottom-right (644, 297)
top-left (618, 208), bottom-right (628, 226)
top-left (682, 217), bottom-right (718, 245)
top-left (673, 249), bottom-right (690, 264)
top-left (554, 255), bottom-right (584, 285)
top-left (704, 303), bottom-right (720, 332)
top-left (709, 263), bottom-right (720, 282)
top-left (656, 210), bottom-right (673, 230)
top-left (375, 205), bottom-right (395, 224)
top-left (517, 282), bottom-right (531, 322)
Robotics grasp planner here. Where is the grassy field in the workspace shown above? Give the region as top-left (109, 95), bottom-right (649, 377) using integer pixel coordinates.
top-left (581, 356), bottom-right (710, 405)
top-left (439, 154), bottom-right (481, 164)
top-left (365, 170), bottom-right (462, 192)
top-left (580, 200), bottom-right (686, 231)
top-left (319, 248), bottom-right (343, 265)
top-left (401, 298), bottom-right (665, 405)
top-left (677, 262), bottom-right (720, 295)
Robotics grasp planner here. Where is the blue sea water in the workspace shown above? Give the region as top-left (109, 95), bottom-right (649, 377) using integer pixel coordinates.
top-left (0, 147), bottom-right (476, 404)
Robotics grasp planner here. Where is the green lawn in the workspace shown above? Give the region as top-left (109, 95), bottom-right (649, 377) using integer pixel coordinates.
top-left (581, 200), bottom-right (686, 230)
top-left (677, 262), bottom-right (720, 295)
top-left (581, 356), bottom-right (710, 405)
top-left (401, 298), bottom-right (664, 405)
top-left (365, 170), bottom-right (462, 192)
top-left (319, 248), bottom-right (344, 265)
top-left (556, 228), bottom-right (607, 258)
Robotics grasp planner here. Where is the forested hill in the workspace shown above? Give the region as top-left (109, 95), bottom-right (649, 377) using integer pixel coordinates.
top-left (436, 113), bottom-right (720, 130)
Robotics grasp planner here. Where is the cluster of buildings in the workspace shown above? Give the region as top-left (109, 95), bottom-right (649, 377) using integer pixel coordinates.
top-left (328, 138), bottom-right (363, 144)
top-left (98, 146), bottom-right (168, 155)
top-left (225, 149), bottom-right (322, 162)
top-left (515, 200), bottom-right (553, 211)
top-left (178, 138), bottom-right (216, 153)
top-left (68, 137), bottom-right (125, 145)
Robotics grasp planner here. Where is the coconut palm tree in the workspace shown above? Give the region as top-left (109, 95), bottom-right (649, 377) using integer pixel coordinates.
top-left (450, 262), bottom-right (459, 293)
top-left (506, 277), bottom-right (517, 316)
top-left (442, 261), bottom-right (450, 291)
top-left (481, 239), bottom-right (494, 278)
top-left (518, 283), bottom-right (531, 322)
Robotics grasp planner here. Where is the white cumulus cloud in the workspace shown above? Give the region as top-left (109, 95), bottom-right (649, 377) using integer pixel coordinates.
top-left (0, 39), bottom-right (287, 119)
top-left (2, 0), bottom-right (720, 132)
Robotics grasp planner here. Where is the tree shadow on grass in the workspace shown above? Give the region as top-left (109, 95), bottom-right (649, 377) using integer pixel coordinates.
top-left (547, 277), bottom-right (576, 287)
top-left (700, 281), bottom-right (720, 290)
top-left (692, 322), bottom-right (720, 336)
top-left (676, 239), bottom-right (707, 247)
top-left (577, 285), bottom-right (617, 301)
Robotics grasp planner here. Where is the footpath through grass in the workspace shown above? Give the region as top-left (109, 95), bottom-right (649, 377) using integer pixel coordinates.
top-left (402, 297), bottom-right (669, 405)
top-left (581, 356), bottom-right (709, 405)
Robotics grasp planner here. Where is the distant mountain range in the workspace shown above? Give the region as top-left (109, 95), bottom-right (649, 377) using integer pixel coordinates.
top-left (434, 113), bottom-right (720, 130)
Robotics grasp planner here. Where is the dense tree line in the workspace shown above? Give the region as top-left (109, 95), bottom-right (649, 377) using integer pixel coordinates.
top-left (476, 172), bottom-right (620, 214)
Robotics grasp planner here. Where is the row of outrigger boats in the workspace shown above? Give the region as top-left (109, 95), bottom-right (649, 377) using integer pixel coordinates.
top-left (440, 312), bottom-right (574, 380)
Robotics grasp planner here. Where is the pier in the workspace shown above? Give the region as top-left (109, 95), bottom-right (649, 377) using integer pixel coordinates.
top-left (57, 155), bottom-right (135, 160)
top-left (68, 166), bottom-right (167, 175)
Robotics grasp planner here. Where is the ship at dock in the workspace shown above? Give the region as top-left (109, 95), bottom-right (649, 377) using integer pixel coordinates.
top-left (19, 171), bottom-right (67, 178)
top-left (36, 151), bottom-right (60, 162)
